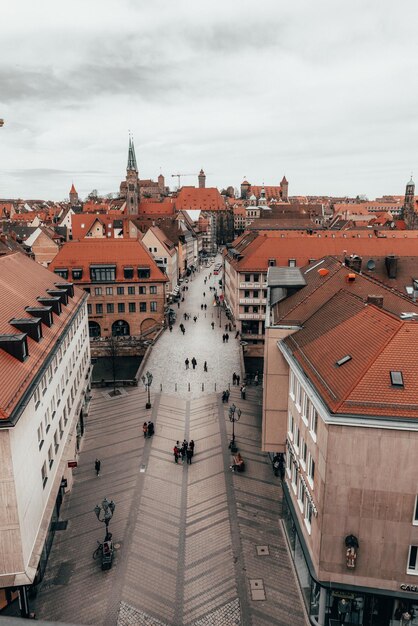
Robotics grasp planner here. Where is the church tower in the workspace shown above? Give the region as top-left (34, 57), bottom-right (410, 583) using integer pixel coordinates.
top-left (280, 176), bottom-right (288, 201)
top-left (126, 136), bottom-right (140, 215)
top-left (198, 169), bottom-right (206, 189)
top-left (69, 183), bottom-right (78, 206)
top-left (403, 176), bottom-right (417, 228)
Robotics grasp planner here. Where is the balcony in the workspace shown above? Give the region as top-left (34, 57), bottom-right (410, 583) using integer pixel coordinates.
top-left (239, 298), bottom-right (266, 305)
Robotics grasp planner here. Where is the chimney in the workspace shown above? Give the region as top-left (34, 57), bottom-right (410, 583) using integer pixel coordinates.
top-left (385, 255), bottom-right (398, 279)
top-left (367, 295), bottom-right (384, 308)
top-left (345, 254), bottom-right (362, 273)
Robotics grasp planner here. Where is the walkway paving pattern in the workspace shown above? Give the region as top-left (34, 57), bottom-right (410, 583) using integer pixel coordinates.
top-left (33, 260), bottom-right (308, 626)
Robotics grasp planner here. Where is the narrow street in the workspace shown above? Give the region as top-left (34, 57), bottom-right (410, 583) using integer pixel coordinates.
top-left (33, 261), bottom-right (307, 626)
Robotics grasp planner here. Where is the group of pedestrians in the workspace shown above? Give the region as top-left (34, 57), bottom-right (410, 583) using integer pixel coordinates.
top-left (185, 357), bottom-right (198, 370)
top-left (173, 439), bottom-right (195, 464)
top-left (232, 372), bottom-right (241, 386)
top-left (222, 333), bottom-right (229, 343)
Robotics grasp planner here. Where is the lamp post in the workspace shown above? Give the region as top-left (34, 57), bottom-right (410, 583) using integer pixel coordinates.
top-left (94, 497), bottom-right (115, 540)
top-left (228, 403), bottom-right (241, 453)
top-left (142, 370), bottom-right (153, 409)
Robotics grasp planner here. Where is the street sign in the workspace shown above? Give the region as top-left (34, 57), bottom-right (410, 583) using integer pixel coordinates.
top-left (68, 461), bottom-right (78, 468)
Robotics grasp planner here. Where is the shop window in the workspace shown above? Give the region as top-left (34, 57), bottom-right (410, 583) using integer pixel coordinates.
top-left (407, 545), bottom-right (418, 574)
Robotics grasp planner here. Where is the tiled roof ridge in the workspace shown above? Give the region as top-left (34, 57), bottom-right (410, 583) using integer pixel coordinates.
top-left (333, 317), bottom-right (406, 412)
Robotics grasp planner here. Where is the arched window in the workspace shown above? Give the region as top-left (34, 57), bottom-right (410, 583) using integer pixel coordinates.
top-left (112, 320), bottom-right (130, 336)
top-left (88, 321), bottom-right (101, 338)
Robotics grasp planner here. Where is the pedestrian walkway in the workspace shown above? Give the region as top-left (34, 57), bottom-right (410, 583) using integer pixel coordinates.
top-left (32, 260), bottom-right (308, 626)
top-left (145, 259), bottom-right (240, 398)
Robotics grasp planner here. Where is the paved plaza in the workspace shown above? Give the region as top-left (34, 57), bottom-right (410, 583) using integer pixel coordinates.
top-left (32, 261), bottom-right (308, 626)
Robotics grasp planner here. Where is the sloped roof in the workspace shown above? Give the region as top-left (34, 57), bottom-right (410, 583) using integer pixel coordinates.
top-left (138, 200), bottom-right (175, 215)
top-left (284, 294), bottom-right (418, 418)
top-left (175, 187), bottom-right (226, 211)
top-left (0, 252), bottom-right (86, 420)
top-left (49, 239), bottom-right (167, 282)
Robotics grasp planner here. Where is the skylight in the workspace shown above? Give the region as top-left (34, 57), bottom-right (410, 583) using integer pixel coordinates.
top-left (390, 371), bottom-right (404, 387)
top-left (336, 355), bottom-right (352, 367)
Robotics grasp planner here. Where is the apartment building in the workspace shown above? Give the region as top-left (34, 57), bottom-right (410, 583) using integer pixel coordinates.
top-left (262, 258), bottom-right (418, 626)
top-left (0, 252), bottom-right (91, 614)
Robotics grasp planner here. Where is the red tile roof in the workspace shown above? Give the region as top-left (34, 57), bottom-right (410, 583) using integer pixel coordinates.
top-left (138, 200), bottom-right (175, 215)
top-left (175, 187), bottom-right (226, 211)
top-left (49, 239), bottom-right (167, 282)
top-left (284, 295), bottom-right (418, 419)
top-left (0, 252), bottom-right (87, 420)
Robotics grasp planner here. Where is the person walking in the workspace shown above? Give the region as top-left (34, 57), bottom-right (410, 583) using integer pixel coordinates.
top-left (232, 372), bottom-right (237, 385)
top-left (204, 361), bottom-right (208, 372)
top-left (143, 422), bottom-right (148, 438)
top-left (186, 447), bottom-right (193, 465)
top-left (173, 442), bottom-right (180, 464)
top-left (185, 358), bottom-right (189, 369)
top-left (225, 324), bottom-right (228, 331)
top-left (211, 322), bottom-right (215, 330)
top-left (169, 325), bottom-right (173, 332)
top-left (191, 357), bottom-right (197, 370)
top-left (203, 291), bottom-right (206, 297)
top-left (240, 385), bottom-right (246, 400)
top-left (225, 333), bottom-right (229, 343)
top-left (225, 389), bottom-right (230, 402)
top-left (229, 323), bottom-right (232, 332)
top-left (177, 301), bottom-right (180, 308)
top-left (147, 421), bottom-right (154, 437)
top-left (193, 316), bottom-right (197, 323)
top-left (236, 374), bottom-right (240, 386)
top-left (95, 459), bottom-right (101, 477)
top-left (201, 304), bottom-right (203, 310)
top-left (254, 372), bottom-right (259, 386)
top-left (222, 334), bottom-right (225, 343)
top-left (181, 440), bottom-right (188, 463)
top-left (189, 439), bottom-right (195, 456)
top-left (184, 312), bottom-right (187, 320)
top-left (235, 330), bottom-right (240, 339)
top-left (204, 304), bottom-right (207, 310)
top-left (181, 326), bottom-right (186, 335)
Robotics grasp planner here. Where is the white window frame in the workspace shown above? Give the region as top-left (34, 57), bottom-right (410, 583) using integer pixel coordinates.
top-left (413, 496), bottom-right (418, 526)
top-left (304, 500), bottom-right (312, 534)
top-left (307, 454), bottom-right (315, 489)
top-left (289, 371), bottom-right (295, 400)
top-left (297, 480), bottom-right (304, 512)
top-left (301, 393), bottom-right (309, 426)
top-left (309, 404), bottom-right (318, 443)
top-left (41, 461), bottom-right (48, 488)
top-left (407, 545), bottom-right (418, 575)
top-left (288, 411), bottom-right (294, 440)
top-left (294, 425), bottom-right (300, 452)
top-left (291, 462), bottom-right (297, 494)
top-left (300, 438), bottom-right (307, 470)
top-left (295, 380), bottom-right (302, 411)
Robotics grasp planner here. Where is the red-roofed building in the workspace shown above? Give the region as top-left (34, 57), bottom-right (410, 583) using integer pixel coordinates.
top-left (262, 261), bottom-right (418, 621)
top-left (49, 239), bottom-right (168, 342)
top-left (0, 252), bottom-right (91, 608)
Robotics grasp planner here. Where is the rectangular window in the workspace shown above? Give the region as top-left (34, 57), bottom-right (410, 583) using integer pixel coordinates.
top-left (63, 406), bottom-right (68, 425)
top-left (54, 268), bottom-right (68, 279)
top-left (106, 287), bottom-right (113, 295)
top-left (291, 461), bottom-right (297, 492)
top-left (244, 290), bottom-right (250, 298)
top-left (300, 439), bottom-right (307, 468)
top-left (90, 265), bottom-right (116, 282)
top-left (413, 496), bottom-right (418, 525)
top-left (38, 424), bottom-right (44, 450)
top-left (268, 258), bottom-right (276, 267)
top-left (41, 462), bottom-right (48, 488)
top-left (124, 267), bottom-right (134, 279)
top-left (45, 408), bottom-right (51, 433)
top-left (107, 303), bottom-right (114, 314)
top-left (139, 286), bottom-right (146, 295)
top-left (150, 301), bottom-right (157, 312)
top-left (51, 397), bottom-right (56, 419)
top-left (96, 303), bottom-right (103, 314)
top-left (117, 286), bottom-right (124, 295)
top-left (308, 454), bottom-right (315, 486)
top-left (94, 287), bottom-right (102, 296)
top-left (59, 418), bottom-right (64, 439)
top-left (34, 386), bottom-right (41, 410)
top-left (253, 290), bottom-right (259, 297)
top-left (54, 430), bottom-right (59, 453)
top-left (301, 393), bottom-right (308, 425)
top-left (310, 405), bottom-right (318, 440)
top-left (407, 546), bottom-right (418, 574)
top-left (72, 268), bottom-right (83, 279)
top-left (288, 411), bottom-right (294, 439)
top-left (128, 286), bottom-right (135, 295)
top-left (295, 380), bottom-right (302, 409)
top-left (140, 302), bottom-right (146, 312)
top-left (304, 500), bottom-right (313, 532)
top-left (48, 444), bottom-right (54, 468)
top-left (294, 425), bottom-right (300, 451)
top-left (253, 273), bottom-right (259, 282)
top-left (128, 302), bottom-right (136, 313)
top-left (244, 274), bottom-right (251, 282)
top-left (118, 303), bottom-right (125, 313)
top-left (288, 259), bottom-right (296, 267)
top-left (298, 480), bottom-right (305, 512)
top-left (289, 371), bottom-right (295, 399)
top-left (138, 267), bottom-right (150, 279)
top-left (150, 286), bottom-right (157, 294)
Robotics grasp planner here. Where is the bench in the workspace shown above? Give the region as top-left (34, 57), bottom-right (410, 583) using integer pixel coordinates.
top-left (232, 454), bottom-right (245, 472)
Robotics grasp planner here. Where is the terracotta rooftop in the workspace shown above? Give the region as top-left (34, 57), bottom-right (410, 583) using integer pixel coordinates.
top-left (283, 293), bottom-right (418, 419)
top-left (272, 256), bottom-right (418, 326)
top-left (0, 252), bottom-right (87, 421)
top-left (49, 239), bottom-right (167, 282)
top-left (175, 187), bottom-right (226, 211)
top-left (138, 200), bottom-right (175, 215)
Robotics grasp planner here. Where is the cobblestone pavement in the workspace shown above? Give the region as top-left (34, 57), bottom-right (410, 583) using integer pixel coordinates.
top-left (145, 259), bottom-right (241, 398)
top-left (32, 261), bottom-right (308, 626)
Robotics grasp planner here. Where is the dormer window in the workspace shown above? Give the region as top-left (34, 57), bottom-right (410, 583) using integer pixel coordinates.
top-left (124, 267), bottom-right (134, 279)
top-left (54, 268), bottom-right (68, 279)
top-left (390, 371), bottom-right (404, 387)
top-left (268, 259), bottom-right (276, 267)
top-left (0, 334), bottom-right (29, 362)
top-left (72, 268), bottom-right (83, 280)
top-left (90, 264), bottom-right (116, 282)
top-left (138, 267), bottom-right (150, 279)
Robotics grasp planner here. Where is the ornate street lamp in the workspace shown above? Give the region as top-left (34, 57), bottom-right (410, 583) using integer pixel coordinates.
top-left (142, 370), bottom-right (153, 409)
top-left (94, 497), bottom-right (115, 540)
top-left (228, 403), bottom-right (241, 453)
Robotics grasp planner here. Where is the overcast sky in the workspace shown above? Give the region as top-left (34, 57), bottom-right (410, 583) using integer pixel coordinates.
top-left (1, 0), bottom-right (417, 201)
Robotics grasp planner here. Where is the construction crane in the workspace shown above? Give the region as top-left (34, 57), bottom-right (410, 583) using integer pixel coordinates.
top-left (171, 173), bottom-right (197, 188)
